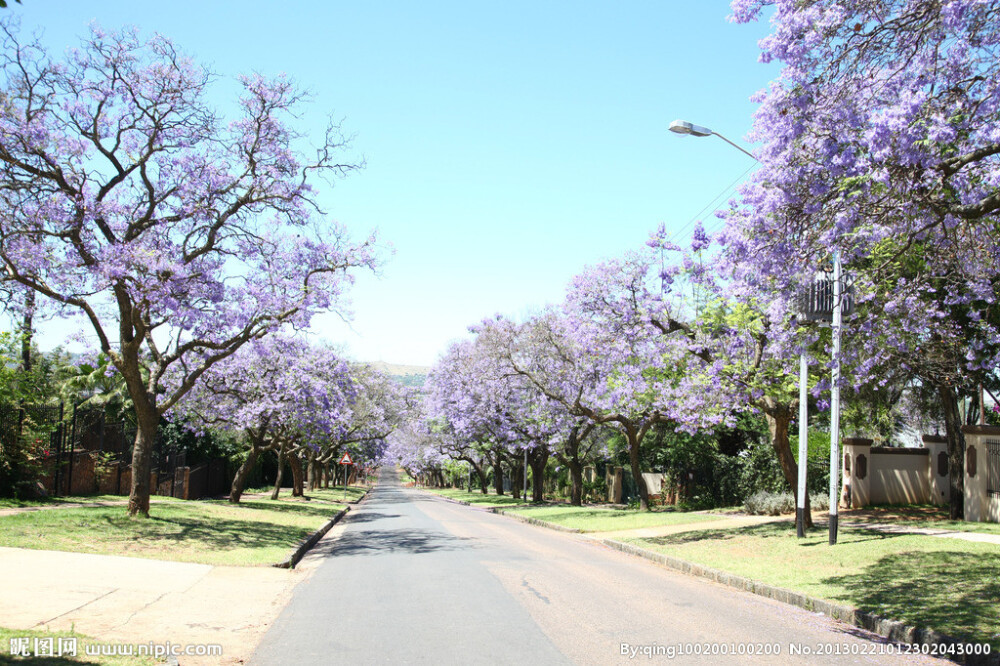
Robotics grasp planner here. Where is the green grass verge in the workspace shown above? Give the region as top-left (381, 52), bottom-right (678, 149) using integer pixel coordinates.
top-left (296, 486), bottom-right (368, 504)
top-left (504, 505), bottom-right (724, 532)
top-left (0, 497), bottom-right (346, 566)
top-left (0, 495), bottom-right (183, 510)
top-left (0, 626), bottom-right (157, 665)
top-left (421, 487), bottom-right (535, 507)
top-left (240, 485), bottom-right (368, 504)
top-left (628, 522), bottom-right (1000, 649)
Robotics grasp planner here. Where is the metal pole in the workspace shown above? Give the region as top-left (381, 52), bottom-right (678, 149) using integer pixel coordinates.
top-left (62, 402), bottom-right (71, 496)
top-left (796, 352), bottom-right (809, 538)
top-left (829, 252), bottom-right (843, 545)
top-left (710, 131), bottom-right (757, 160)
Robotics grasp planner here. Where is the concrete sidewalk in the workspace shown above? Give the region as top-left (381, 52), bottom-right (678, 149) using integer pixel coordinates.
top-left (587, 510), bottom-right (1000, 545)
top-left (0, 536), bottom-right (338, 665)
top-left (843, 520), bottom-right (1000, 544)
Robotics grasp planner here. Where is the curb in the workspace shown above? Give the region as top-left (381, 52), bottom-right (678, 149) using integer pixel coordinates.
top-left (599, 539), bottom-right (998, 665)
top-left (273, 506), bottom-right (351, 569)
top-left (273, 487), bottom-right (373, 570)
top-left (431, 494), bottom-right (473, 507)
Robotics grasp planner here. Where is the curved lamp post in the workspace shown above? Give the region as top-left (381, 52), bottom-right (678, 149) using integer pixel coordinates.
top-left (668, 119), bottom-right (757, 160)
top-left (668, 119), bottom-right (848, 544)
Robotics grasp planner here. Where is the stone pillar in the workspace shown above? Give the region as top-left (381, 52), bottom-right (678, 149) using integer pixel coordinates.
top-left (610, 467), bottom-right (623, 504)
top-left (961, 426), bottom-right (999, 522)
top-left (841, 438), bottom-right (872, 509)
top-left (922, 435), bottom-right (950, 506)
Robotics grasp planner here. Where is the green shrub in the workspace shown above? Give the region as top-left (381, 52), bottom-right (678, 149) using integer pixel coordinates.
top-left (743, 491), bottom-right (830, 516)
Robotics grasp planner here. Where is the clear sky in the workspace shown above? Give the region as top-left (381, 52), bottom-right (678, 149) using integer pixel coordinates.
top-left (4, 1), bottom-right (777, 367)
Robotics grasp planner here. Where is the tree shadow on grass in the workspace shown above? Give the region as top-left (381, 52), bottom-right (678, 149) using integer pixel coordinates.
top-left (643, 521), bottom-right (909, 547)
top-left (213, 500), bottom-right (340, 519)
top-left (823, 550), bottom-right (1000, 648)
top-left (642, 522), bottom-right (797, 546)
top-left (114, 514), bottom-right (318, 553)
top-left (796, 526), bottom-right (902, 547)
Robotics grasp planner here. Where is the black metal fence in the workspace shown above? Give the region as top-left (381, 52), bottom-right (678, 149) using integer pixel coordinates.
top-left (0, 402), bottom-right (225, 499)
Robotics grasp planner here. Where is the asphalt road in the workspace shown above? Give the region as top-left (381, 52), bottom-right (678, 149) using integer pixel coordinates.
top-left (250, 470), bottom-right (945, 665)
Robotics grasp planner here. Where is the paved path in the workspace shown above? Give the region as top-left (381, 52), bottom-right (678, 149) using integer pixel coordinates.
top-left (590, 511), bottom-right (1000, 545)
top-left (0, 546), bottom-right (308, 665)
top-left (251, 470), bottom-right (944, 665)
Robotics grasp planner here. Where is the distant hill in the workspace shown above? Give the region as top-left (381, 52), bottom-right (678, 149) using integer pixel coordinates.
top-left (367, 361), bottom-right (430, 388)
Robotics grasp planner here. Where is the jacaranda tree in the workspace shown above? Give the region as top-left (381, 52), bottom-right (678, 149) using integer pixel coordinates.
top-left (0, 21), bottom-right (380, 515)
top-left (728, 0), bottom-right (1000, 517)
top-left (174, 336), bottom-right (356, 503)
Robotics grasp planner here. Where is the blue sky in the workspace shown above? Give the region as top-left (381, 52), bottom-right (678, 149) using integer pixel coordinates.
top-left (6, 1), bottom-right (777, 367)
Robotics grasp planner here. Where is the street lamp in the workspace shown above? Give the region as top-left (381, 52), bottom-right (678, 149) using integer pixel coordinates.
top-left (668, 119), bottom-right (837, 542)
top-left (668, 119), bottom-right (757, 160)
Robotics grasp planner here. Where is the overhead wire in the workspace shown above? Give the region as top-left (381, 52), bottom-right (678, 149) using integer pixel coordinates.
top-left (669, 162), bottom-right (757, 245)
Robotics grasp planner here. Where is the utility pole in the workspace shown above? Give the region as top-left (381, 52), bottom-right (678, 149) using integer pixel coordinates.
top-left (829, 252), bottom-right (843, 545)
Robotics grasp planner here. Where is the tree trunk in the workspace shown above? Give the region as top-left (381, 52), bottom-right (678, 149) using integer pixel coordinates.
top-left (568, 459), bottom-right (583, 506)
top-left (509, 462), bottom-right (521, 500)
top-left (938, 383), bottom-right (965, 520)
top-left (271, 445), bottom-right (286, 500)
top-left (230, 445), bottom-right (261, 504)
top-left (763, 405), bottom-right (813, 528)
top-left (558, 426), bottom-right (591, 507)
top-left (127, 401), bottom-right (159, 517)
top-left (19, 291), bottom-right (34, 373)
top-left (493, 464), bottom-right (504, 495)
top-left (623, 426), bottom-right (650, 511)
top-left (529, 446), bottom-right (548, 503)
top-left (306, 450), bottom-right (318, 491)
top-left (289, 451), bottom-right (304, 496)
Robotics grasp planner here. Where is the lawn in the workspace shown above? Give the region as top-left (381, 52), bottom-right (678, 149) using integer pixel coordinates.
top-left (0, 626), bottom-right (157, 665)
top-left (0, 497), bottom-right (346, 566)
top-left (628, 521), bottom-right (1000, 649)
top-left (296, 486), bottom-right (369, 504)
top-left (240, 485), bottom-right (369, 504)
top-left (504, 505), bottom-right (725, 532)
top-left (0, 495), bottom-right (183, 510)
top-left (421, 487), bottom-right (536, 508)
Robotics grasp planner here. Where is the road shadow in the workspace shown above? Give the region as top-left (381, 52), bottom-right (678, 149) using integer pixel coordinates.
top-left (339, 510), bottom-right (401, 524)
top-left (363, 489), bottom-right (438, 506)
top-left (313, 528), bottom-right (476, 557)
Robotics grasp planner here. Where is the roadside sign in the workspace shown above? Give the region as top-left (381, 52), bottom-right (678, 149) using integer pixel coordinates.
top-left (338, 451), bottom-right (353, 465)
